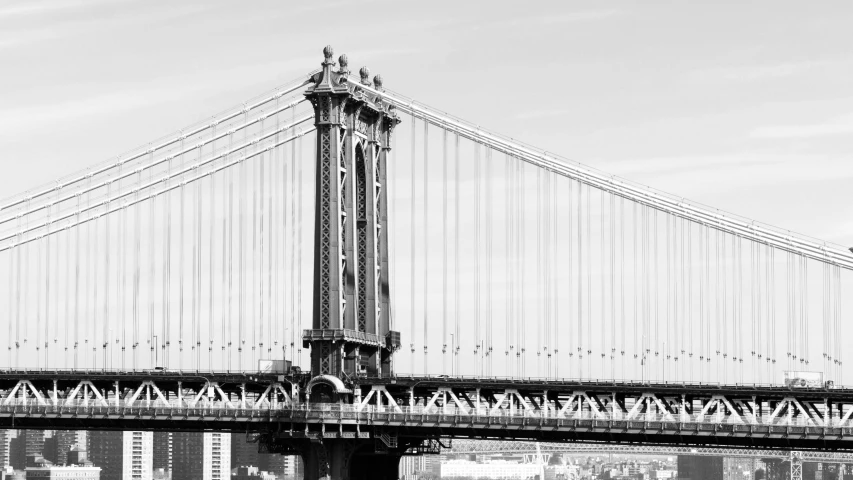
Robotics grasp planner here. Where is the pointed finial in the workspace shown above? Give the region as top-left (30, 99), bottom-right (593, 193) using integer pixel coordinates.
top-left (373, 74), bottom-right (383, 91)
top-left (359, 66), bottom-right (371, 85)
top-left (323, 45), bottom-right (334, 62)
top-left (338, 54), bottom-right (349, 76)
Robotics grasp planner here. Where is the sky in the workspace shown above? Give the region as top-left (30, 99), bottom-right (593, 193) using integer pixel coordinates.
top-left (1, 1), bottom-right (852, 245)
top-left (1, 0), bottom-right (852, 382)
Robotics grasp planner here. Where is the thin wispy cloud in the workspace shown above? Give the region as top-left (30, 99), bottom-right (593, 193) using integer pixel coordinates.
top-left (0, 0), bottom-right (129, 20)
top-left (609, 151), bottom-right (853, 191)
top-left (686, 59), bottom-right (836, 83)
top-left (750, 113), bottom-right (853, 138)
top-left (541, 9), bottom-right (625, 24)
top-left (472, 9), bottom-right (624, 30)
top-left (0, 1), bottom-right (206, 49)
top-left (0, 57), bottom-right (317, 139)
top-left (514, 109), bottom-right (572, 120)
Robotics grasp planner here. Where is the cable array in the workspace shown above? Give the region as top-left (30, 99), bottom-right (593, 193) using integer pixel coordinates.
top-left (387, 105), bottom-right (849, 384)
top-left (1, 70), bottom-right (849, 388)
top-left (0, 85), bottom-right (315, 371)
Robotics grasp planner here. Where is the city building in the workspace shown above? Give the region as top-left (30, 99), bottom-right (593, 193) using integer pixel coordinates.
top-left (54, 432), bottom-right (87, 466)
top-left (230, 434), bottom-right (259, 470)
top-left (232, 466), bottom-right (275, 480)
top-left (400, 455), bottom-right (441, 480)
top-left (440, 459), bottom-right (542, 479)
top-left (24, 464), bottom-right (100, 480)
top-left (1, 466), bottom-right (24, 480)
top-left (0, 431), bottom-right (11, 469)
top-left (152, 432), bottom-right (172, 472)
top-left (172, 432), bottom-right (230, 480)
top-left (229, 433), bottom-right (299, 479)
top-left (88, 431), bottom-right (152, 480)
top-left (9, 431), bottom-right (46, 469)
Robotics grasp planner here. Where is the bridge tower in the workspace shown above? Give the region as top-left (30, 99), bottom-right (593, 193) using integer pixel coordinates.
top-left (302, 45), bottom-right (401, 379)
top-left (271, 46), bottom-right (411, 480)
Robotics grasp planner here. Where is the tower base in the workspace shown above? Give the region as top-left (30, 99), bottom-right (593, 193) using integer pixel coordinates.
top-left (258, 432), bottom-right (431, 480)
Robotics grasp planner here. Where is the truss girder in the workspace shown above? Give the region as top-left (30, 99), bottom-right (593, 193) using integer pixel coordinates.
top-left (4, 373), bottom-right (853, 449)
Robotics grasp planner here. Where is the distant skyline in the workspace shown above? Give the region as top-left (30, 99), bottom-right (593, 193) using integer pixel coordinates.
top-left (1, 1), bottom-right (851, 247)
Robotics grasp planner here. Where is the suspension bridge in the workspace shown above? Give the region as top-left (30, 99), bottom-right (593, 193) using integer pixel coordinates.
top-left (1, 46), bottom-right (852, 479)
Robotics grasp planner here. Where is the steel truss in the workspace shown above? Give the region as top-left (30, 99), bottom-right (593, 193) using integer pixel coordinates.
top-left (4, 372), bottom-right (853, 450)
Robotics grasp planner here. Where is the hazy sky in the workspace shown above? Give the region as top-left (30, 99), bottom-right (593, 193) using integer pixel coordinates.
top-left (2, 0), bottom-right (852, 246)
top-left (1, 1), bottom-right (853, 381)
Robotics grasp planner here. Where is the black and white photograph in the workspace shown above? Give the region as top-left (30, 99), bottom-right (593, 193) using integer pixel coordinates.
top-left (1, 2), bottom-right (852, 479)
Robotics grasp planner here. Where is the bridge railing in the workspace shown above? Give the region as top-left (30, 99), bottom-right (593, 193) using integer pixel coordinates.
top-left (0, 399), bottom-right (832, 428)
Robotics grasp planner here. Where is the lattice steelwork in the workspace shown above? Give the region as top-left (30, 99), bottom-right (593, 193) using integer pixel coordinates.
top-left (303, 47), bottom-right (400, 378)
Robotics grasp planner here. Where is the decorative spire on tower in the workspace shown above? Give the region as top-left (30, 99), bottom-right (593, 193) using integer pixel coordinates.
top-left (338, 54), bottom-right (349, 76)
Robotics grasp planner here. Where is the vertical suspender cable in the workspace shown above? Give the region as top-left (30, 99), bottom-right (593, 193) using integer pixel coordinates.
top-left (599, 190), bottom-right (605, 373)
top-left (252, 133), bottom-right (258, 368)
top-left (578, 182), bottom-right (584, 378)
top-left (486, 148), bottom-right (493, 375)
top-left (620, 197), bottom-right (625, 376)
top-left (8, 227), bottom-right (13, 367)
top-left (410, 112), bottom-right (416, 360)
top-left (442, 125), bottom-right (448, 373)
top-left (633, 202), bottom-right (638, 371)
top-left (610, 193), bottom-right (615, 379)
top-left (536, 166), bottom-right (542, 373)
top-left (65, 203), bottom-right (71, 367)
top-left (45, 204), bottom-right (52, 367)
top-left (171, 154), bottom-right (180, 369)
top-left (715, 228), bottom-right (720, 379)
top-left (258, 124), bottom-right (265, 368)
top-left (272, 111), bottom-right (278, 360)
top-left (423, 119), bottom-right (429, 372)
top-left (687, 220), bottom-right (693, 380)
top-left (228, 131), bottom-right (235, 371)
top-left (567, 177), bottom-right (573, 376)
top-left (586, 183), bottom-right (592, 376)
top-left (553, 172), bottom-right (559, 378)
top-left (120, 177), bottom-right (127, 369)
top-left (652, 209), bottom-right (666, 379)
top-left (164, 157), bottom-right (172, 368)
top-left (209, 127), bottom-right (216, 369)
top-left (770, 247), bottom-right (776, 378)
top-left (148, 160), bottom-right (155, 368)
top-left (705, 227), bottom-right (711, 377)
top-left (287, 115), bottom-right (294, 365)
top-left (196, 146), bottom-right (204, 369)
top-left (666, 214), bottom-right (671, 378)
top-left (804, 256), bottom-right (809, 367)
top-left (179, 154), bottom-right (185, 367)
top-left (517, 162), bottom-right (527, 376)
top-left (474, 139), bottom-right (481, 374)
top-left (90, 191), bottom-right (97, 368)
top-left (505, 153), bottom-right (511, 375)
top-left (36, 212), bottom-right (43, 368)
top-left (134, 170), bottom-right (141, 370)
top-left (266, 126), bottom-right (273, 362)
top-left (297, 127), bottom-right (305, 364)
top-left (454, 133), bottom-right (460, 375)
top-left (239, 112), bottom-right (248, 371)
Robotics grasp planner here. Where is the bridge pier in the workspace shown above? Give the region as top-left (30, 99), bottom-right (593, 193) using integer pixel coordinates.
top-left (258, 431), bottom-right (423, 480)
top-left (300, 439), bottom-right (402, 480)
